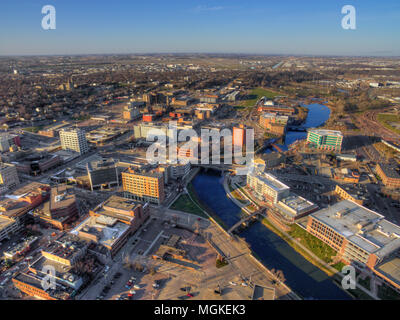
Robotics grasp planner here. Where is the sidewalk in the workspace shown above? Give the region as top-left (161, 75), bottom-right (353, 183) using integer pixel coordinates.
top-left (229, 175), bottom-right (379, 300)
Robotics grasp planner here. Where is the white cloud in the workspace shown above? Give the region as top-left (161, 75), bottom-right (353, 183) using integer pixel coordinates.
top-left (193, 5), bottom-right (225, 13)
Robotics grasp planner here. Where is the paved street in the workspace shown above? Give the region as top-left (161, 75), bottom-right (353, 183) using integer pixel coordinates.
top-left (151, 207), bottom-right (297, 300)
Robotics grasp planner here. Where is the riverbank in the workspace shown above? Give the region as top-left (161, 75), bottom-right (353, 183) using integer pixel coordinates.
top-left (187, 174), bottom-right (300, 299)
top-left (225, 177), bottom-right (377, 300)
top-left (193, 171), bottom-right (354, 299)
top-left (224, 176), bottom-right (341, 277)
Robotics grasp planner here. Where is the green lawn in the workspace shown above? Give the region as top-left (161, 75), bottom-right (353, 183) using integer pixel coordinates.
top-left (243, 88), bottom-right (281, 107)
top-left (24, 126), bottom-right (43, 133)
top-left (289, 224), bottom-right (337, 264)
top-left (170, 194), bottom-right (208, 218)
top-left (377, 114), bottom-right (400, 135)
top-left (332, 262), bottom-right (346, 272)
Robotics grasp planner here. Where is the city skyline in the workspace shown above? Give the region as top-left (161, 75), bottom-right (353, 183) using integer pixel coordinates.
top-left (1, 0), bottom-right (400, 304)
top-left (1, 0), bottom-right (400, 56)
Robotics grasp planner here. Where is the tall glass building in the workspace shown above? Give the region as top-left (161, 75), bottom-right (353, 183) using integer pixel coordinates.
top-left (306, 129), bottom-right (343, 152)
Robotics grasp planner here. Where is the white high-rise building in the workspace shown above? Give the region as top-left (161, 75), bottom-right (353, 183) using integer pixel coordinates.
top-left (0, 163), bottom-right (20, 190)
top-left (59, 129), bottom-right (89, 155)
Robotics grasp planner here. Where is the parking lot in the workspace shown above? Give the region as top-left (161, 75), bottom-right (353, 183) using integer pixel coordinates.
top-left (78, 211), bottom-right (220, 300)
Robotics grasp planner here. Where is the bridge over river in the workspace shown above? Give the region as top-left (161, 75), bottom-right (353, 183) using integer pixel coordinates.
top-left (228, 209), bottom-right (265, 235)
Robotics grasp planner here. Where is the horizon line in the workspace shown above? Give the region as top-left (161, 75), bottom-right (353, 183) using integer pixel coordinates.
top-left (1, 52), bottom-right (400, 59)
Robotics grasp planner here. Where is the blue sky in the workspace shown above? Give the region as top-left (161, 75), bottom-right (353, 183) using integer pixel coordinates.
top-left (0, 0), bottom-right (399, 56)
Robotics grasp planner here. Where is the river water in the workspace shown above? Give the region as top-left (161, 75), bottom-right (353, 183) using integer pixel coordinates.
top-left (265, 103), bottom-right (331, 153)
top-left (192, 103), bottom-right (351, 299)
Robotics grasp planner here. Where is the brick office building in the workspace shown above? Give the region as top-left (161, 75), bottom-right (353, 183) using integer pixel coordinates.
top-left (306, 200), bottom-right (400, 291)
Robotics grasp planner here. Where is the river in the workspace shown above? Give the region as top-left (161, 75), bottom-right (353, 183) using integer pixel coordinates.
top-left (192, 103), bottom-right (351, 299)
top-left (265, 103), bottom-right (331, 153)
top-left (192, 171), bottom-right (350, 300)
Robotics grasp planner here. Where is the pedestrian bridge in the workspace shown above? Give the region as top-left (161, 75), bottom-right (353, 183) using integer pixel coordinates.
top-left (228, 209), bottom-right (265, 235)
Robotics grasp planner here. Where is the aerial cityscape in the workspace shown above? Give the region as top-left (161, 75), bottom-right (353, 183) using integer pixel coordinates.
top-left (1, 0), bottom-right (400, 305)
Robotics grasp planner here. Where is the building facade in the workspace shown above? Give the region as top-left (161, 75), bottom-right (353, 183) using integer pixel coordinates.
top-left (60, 129), bottom-right (89, 155)
top-left (259, 113), bottom-right (288, 136)
top-left (376, 163), bottom-right (400, 189)
top-left (87, 158), bottom-right (119, 191)
top-left (122, 168), bottom-right (165, 204)
top-left (306, 200), bottom-right (400, 291)
top-left (247, 171), bottom-right (290, 205)
top-left (307, 129), bottom-right (343, 152)
top-left (0, 163), bottom-right (20, 190)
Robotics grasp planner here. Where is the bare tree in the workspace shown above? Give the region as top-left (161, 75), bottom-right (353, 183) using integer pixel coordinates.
top-left (275, 270), bottom-right (286, 283)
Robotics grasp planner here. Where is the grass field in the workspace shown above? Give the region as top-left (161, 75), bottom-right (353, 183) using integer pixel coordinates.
top-left (288, 224), bottom-right (337, 264)
top-left (243, 88), bottom-right (281, 107)
top-left (377, 113), bottom-right (400, 135)
top-left (170, 194), bottom-right (208, 218)
top-left (24, 126), bottom-right (43, 133)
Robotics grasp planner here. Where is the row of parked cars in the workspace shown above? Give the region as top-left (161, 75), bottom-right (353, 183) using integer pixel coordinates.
top-left (96, 272), bottom-right (122, 300)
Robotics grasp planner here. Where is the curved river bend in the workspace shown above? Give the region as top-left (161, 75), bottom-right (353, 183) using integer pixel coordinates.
top-left (265, 103), bottom-right (331, 152)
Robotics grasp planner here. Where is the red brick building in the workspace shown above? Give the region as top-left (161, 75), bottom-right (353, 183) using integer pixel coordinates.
top-left (306, 200), bottom-right (400, 291)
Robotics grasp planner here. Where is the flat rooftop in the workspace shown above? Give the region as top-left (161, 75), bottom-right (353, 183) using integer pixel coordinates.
top-left (375, 257), bottom-right (400, 287)
top-left (252, 284), bottom-right (275, 300)
top-left (124, 167), bottom-right (164, 179)
top-left (308, 129), bottom-right (343, 137)
top-left (0, 215), bottom-right (15, 232)
top-left (42, 234), bottom-right (87, 261)
top-left (50, 186), bottom-right (76, 210)
top-left (14, 271), bottom-right (73, 299)
top-left (277, 193), bottom-right (318, 217)
top-left (336, 184), bottom-right (368, 201)
top-left (102, 195), bottom-right (140, 212)
top-left (310, 200), bottom-right (400, 258)
top-left (249, 171), bottom-right (290, 193)
top-left (378, 163), bottom-right (400, 179)
top-left (260, 113), bottom-right (289, 120)
top-left (93, 195), bottom-right (142, 223)
top-left (8, 182), bottom-right (49, 196)
top-left (71, 215), bottom-right (130, 248)
top-left (75, 154), bottom-right (104, 170)
top-left (87, 158), bottom-right (116, 171)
